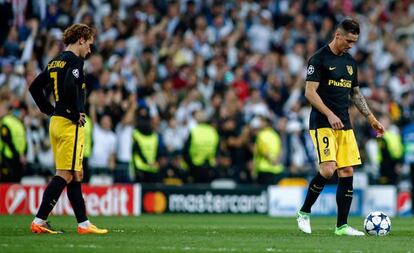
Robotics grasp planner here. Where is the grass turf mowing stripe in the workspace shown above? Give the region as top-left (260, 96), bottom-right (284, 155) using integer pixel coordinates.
top-left (0, 215), bottom-right (413, 253)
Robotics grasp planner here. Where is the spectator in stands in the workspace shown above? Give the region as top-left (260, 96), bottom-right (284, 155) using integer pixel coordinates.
top-left (0, 60), bottom-right (26, 96)
top-left (247, 10), bottom-right (274, 54)
top-left (0, 0), bottom-right (412, 187)
top-left (88, 113), bottom-right (116, 175)
top-left (88, 94), bottom-right (117, 176)
top-left (0, 1), bottom-right (13, 46)
top-left (217, 115), bottom-right (251, 183)
top-left (114, 94), bottom-right (136, 183)
top-left (25, 109), bottom-right (54, 177)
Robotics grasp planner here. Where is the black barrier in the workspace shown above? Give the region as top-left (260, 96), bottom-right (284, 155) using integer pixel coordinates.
top-left (141, 184), bottom-right (268, 214)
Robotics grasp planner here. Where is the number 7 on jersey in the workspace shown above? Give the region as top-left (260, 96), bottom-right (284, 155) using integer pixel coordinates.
top-left (50, 71), bottom-right (59, 101)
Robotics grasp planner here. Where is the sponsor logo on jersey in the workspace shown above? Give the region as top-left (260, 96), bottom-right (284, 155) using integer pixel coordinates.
top-left (328, 79), bottom-right (352, 88)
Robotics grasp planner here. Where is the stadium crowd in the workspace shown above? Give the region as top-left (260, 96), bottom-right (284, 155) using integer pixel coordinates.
top-left (0, 0), bottom-right (413, 186)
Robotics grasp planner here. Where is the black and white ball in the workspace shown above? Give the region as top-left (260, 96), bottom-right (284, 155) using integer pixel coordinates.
top-left (363, 211), bottom-right (391, 236)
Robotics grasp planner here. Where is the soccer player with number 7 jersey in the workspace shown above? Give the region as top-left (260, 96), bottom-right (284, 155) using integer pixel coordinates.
top-left (29, 24), bottom-right (107, 234)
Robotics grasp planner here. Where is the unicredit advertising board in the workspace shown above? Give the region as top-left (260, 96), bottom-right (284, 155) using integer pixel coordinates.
top-left (0, 184), bottom-right (141, 216)
top-left (141, 185), bottom-right (268, 214)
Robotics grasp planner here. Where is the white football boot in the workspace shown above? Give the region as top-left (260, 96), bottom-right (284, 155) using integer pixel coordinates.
top-left (297, 211), bottom-right (311, 234)
top-left (334, 224), bottom-right (365, 236)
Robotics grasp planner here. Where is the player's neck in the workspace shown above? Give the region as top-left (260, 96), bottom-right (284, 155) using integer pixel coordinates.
top-left (328, 41), bottom-right (342, 56)
top-left (65, 44), bottom-right (81, 57)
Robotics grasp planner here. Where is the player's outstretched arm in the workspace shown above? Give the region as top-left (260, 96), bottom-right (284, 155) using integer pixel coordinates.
top-left (29, 71), bottom-right (55, 116)
top-left (351, 86), bottom-right (384, 137)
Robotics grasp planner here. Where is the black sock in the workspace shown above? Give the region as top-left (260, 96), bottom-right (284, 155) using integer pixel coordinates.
top-left (336, 176), bottom-right (353, 227)
top-left (300, 172), bottom-right (328, 213)
top-left (36, 176), bottom-right (67, 220)
top-left (67, 181), bottom-right (88, 223)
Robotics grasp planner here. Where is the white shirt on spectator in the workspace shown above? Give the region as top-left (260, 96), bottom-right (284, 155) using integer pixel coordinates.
top-left (206, 19), bottom-right (234, 44)
top-left (163, 124), bottom-right (187, 153)
top-left (286, 52), bottom-right (304, 75)
top-left (99, 27), bottom-right (119, 43)
top-left (0, 73), bottom-right (26, 98)
top-left (89, 124), bottom-right (116, 168)
top-left (115, 123), bottom-right (134, 163)
top-left (197, 79), bottom-right (214, 103)
top-left (243, 100), bottom-right (271, 122)
top-left (248, 23), bottom-right (273, 54)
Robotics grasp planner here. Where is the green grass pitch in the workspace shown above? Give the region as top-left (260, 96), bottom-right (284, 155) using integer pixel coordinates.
top-left (0, 214), bottom-right (413, 253)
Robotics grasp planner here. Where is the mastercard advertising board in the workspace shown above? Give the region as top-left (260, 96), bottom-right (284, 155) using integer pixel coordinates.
top-left (141, 185), bottom-right (268, 214)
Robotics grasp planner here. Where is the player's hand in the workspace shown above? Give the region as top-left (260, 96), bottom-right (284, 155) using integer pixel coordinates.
top-left (368, 114), bottom-right (384, 137)
top-left (327, 113), bottom-right (344, 130)
top-left (78, 113), bottom-right (86, 127)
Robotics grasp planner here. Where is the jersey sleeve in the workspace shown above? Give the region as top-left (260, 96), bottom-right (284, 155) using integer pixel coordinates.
top-left (352, 62), bottom-right (359, 87)
top-left (29, 71), bottom-right (55, 116)
top-left (78, 60), bottom-right (86, 113)
top-left (305, 54), bottom-right (322, 82)
top-left (62, 59), bottom-right (84, 122)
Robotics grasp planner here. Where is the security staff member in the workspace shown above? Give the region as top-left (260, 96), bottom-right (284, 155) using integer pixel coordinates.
top-left (252, 116), bottom-right (284, 185)
top-left (377, 115), bottom-right (403, 185)
top-left (132, 107), bottom-right (166, 183)
top-left (183, 110), bottom-right (219, 183)
top-left (0, 102), bottom-right (27, 182)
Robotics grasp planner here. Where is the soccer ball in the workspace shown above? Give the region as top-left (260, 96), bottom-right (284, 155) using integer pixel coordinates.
top-left (363, 211), bottom-right (391, 236)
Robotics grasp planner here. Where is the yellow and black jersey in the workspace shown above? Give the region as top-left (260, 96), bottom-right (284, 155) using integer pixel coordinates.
top-left (306, 45), bottom-right (358, 130)
top-left (29, 51), bottom-right (85, 122)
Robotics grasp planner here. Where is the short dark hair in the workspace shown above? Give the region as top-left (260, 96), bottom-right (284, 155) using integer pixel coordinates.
top-left (63, 24), bottom-right (95, 46)
top-left (338, 18), bottom-right (360, 35)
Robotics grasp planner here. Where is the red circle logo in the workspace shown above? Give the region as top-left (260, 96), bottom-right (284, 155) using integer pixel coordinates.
top-left (143, 191), bottom-right (167, 214)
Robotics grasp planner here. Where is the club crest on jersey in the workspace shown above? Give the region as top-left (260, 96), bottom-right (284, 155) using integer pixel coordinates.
top-left (346, 65), bottom-right (353, 76)
top-left (72, 69), bottom-right (79, 78)
top-left (324, 148), bottom-right (330, 156)
top-left (307, 65), bottom-right (314, 75)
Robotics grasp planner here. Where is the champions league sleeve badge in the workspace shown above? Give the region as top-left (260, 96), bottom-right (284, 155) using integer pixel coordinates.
top-left (72, 69), bottom-right (79, 78)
